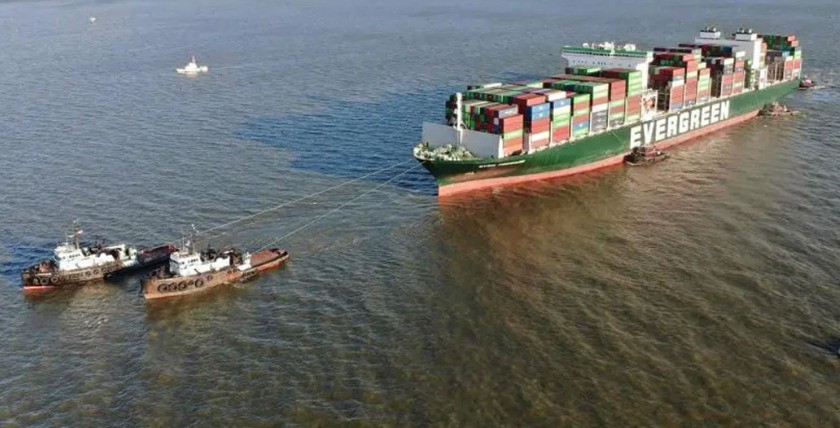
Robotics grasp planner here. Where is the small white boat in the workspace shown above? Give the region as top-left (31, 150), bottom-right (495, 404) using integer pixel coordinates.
top-left (89, 15), bottom-right (96, 23)
top-left (176, 55), bottom-right (209, 75)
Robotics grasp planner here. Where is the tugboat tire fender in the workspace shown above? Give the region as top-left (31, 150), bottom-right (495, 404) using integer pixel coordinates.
top-left (38, 277), bottom-right (50, 286)
top-left (187, 280), bottom-right (195, 288)
top-left (177, 282), bottom-right (187, 291)
top-left (157, 283), bottom-right (168, 293)
top-left (93, 269), bottom-right (100, 275)
top-left (50, 276), bottom-right (59, 285)
top-left (195, 279), bottom-right (204, 288)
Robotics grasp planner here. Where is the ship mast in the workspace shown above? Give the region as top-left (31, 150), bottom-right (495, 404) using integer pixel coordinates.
top-left (69, 220), bottom-right (82, 249)
top-left (454, 92), bottom-right (464, 145)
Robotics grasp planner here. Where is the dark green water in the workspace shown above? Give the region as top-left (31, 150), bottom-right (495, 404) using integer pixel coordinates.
top-left (1, 0), bottom-right (839, 425)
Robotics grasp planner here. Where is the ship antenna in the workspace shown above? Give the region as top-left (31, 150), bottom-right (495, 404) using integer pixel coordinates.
top-left (71, 219), bottom-right (82, 249)
top-left (455, 92), bottom-right (464, 145)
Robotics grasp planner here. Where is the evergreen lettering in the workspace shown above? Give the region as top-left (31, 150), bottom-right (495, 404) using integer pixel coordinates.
top-left (628, 101), bottom-right (736, 146)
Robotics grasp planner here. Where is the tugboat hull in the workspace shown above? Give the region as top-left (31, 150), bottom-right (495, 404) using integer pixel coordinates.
top-left (142, 249), bottom-right (289, 300)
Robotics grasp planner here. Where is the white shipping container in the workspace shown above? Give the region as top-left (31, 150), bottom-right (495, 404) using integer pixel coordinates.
top-left (592, 103), bottom-right (609, 113)
top-left (528, 130), bottom-right (550, 141)
top-left (552, 107), bottom-right (572, 116)
top-left (543, 91), bottom-right (566, 102)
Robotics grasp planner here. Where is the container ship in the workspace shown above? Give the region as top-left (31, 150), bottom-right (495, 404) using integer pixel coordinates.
top-left (414, 27), bottom-right (804, 196)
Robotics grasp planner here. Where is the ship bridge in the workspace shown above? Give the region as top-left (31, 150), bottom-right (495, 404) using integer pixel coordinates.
top-left (561, 43), bottom-right (654, 89)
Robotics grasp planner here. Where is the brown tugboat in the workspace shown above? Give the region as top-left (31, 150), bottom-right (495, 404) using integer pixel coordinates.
top-left (20, 222), bottom-right (175, 293)
top-left (624, 145), bottom-right (669, 166)
top-left (142, 240), bottom-right (289, 300)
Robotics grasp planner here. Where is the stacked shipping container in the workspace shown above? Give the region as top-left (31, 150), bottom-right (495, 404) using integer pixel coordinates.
top-left (601, 69), bottom-right (644, 123)
top-left (650, 65), bottom-right (685, 111)
top-left (707, 57), bottom-right (735, 97)
top-left (762, 34), bottom-right (802, 82)
top-left (440, 32), bottom-right (802, 155)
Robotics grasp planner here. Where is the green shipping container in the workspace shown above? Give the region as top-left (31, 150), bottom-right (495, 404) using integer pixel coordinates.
top-left (503, 129), bottom-right (524, 139)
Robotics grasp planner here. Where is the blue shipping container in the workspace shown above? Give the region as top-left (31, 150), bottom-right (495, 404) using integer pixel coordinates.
top-left (573, 121), bottom-right (590, 131)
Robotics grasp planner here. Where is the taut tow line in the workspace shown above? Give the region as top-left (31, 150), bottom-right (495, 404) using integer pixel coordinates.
top-left (197, 158), bottom-right (418, 239)
top-left (254, 161), bottom-right (425, 251)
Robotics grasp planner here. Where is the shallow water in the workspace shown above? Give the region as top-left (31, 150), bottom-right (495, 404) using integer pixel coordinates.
top-left (1, 0), bottom-right (839, 425)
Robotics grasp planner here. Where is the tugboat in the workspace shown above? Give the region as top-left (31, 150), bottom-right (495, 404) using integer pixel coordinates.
top-left (798, 76), bottom-right (817, 90)
top-left (176, 55), bottom-right (209, 75)
top-left (759, 101), bottom-right (799, 117)
top-left (142, 238), bottom-right (289, 300)
top-left (20, 222), bottom-right (175, 293)
top-left (624, 145), bottom-right (669, 166)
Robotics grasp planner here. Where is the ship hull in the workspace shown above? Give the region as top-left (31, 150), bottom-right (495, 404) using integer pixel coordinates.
top-left (142, 249), bottom-right (289, 300)
top-left (419, 80), bottom-right (799, 197)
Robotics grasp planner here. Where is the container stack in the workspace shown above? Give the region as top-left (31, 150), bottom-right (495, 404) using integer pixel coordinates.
top-left (761, 34), bottom-right (802, 79)
top-left (550, 98), bottom-right (572, 143)
top-left (763, 34), bottom-right (802, 82)
top-left (552, 75), bottom-right (629, 134)
top-left (600, 69), bottom-right (644, 123)
top-left (501, 115), bottom-right (524, 156)
top-left (443, 89), bottom-right (527, 155)
top-left (569, 93), bottom-right (592, 139)
top-left (697, 68), bottom-right (712, 103)
top-left (707, 57), bottom-right (735, 97)
top-left (605, 78), bottom-right (627, 127)
top-left (651, 50), bottom-right (702, 110)
top-left (575, 82), bottom-right (609, 133)
top-left (513, 94), bottom-right (551, 150)
top-left (649, 66), bottom-right (685, 111)
top-left (732, 59), bottom-right (746, 95)
top-left (683, 68), bottom-right (699, 107)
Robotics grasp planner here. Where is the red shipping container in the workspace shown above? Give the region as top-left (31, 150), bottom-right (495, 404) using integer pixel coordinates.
top-left (527, 116), bottom-right (550, 129)
top-left (512, 93), bottom-right (546, 108)
top-left (591, 96), bottom-right (609, 106)
top-left (626, 94), bottom-right (642, 103)
top-left (552, 127), bottom-right (570, 142)
top-left (529, 123), bottom-right (550, 134)
top-left (500, 115), bottom-right (524, 132)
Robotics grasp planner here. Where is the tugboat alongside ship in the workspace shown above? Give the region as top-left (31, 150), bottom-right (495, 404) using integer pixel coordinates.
top-left (20, 222), bottom-right (174, 293)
